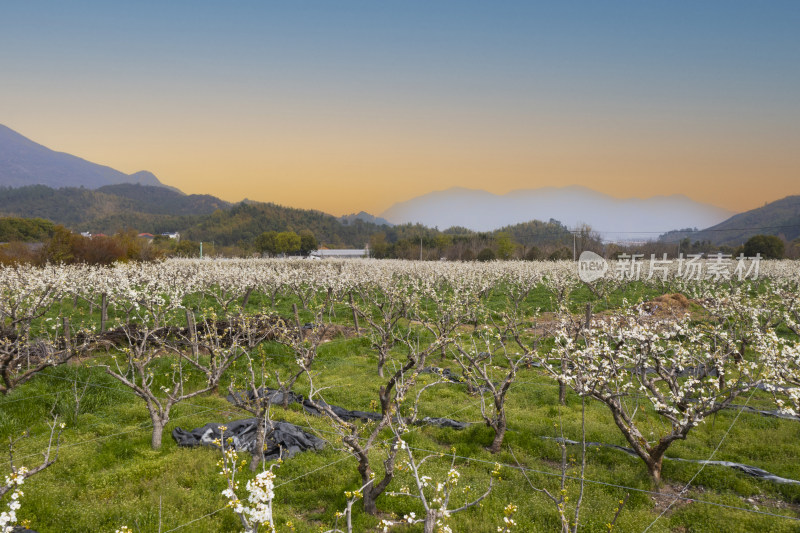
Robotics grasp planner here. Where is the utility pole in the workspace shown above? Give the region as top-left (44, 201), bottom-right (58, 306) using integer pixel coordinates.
top-left (420, 236), bottom-right (423, 261)
top-left (573, 231), bottom-right (576, 261)
top-left (199, 242), bottom-right (203, 259)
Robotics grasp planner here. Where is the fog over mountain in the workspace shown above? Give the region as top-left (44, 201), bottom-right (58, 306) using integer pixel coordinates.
top-left (381, 186), bottom-right (735, 239)
top-left (0, 124), bottom-right (173, 190)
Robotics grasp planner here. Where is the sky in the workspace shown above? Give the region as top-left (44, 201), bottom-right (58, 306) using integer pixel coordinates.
top-left (1, 1), bottom-right (799, 216)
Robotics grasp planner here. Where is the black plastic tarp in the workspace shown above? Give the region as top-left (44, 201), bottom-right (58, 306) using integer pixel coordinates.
top-left (172, 418), bottom-right (325, 461)
top-left (546, 437), bottom-right (800, 485)
top-left (226, 387), bottom-right (469, 429)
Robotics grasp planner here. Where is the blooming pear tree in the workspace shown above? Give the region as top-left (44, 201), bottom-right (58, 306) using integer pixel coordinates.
top-left (348, 276), bottom-right (412, 377)
top-left (384, 425), bottom-right (495, 533)
top-left (100, 282), bottom-right (261, 449)
top-left (302, 285), bottom-right (469, 516)
top-left (545, 306), bottom-right (768, 485)
top-left (453, 326), bottom-right (538, 454)
top-left (0, 265), bottom-right (88, 395)
top-left (217, 425), bottom-right (279, 533)
top-left (1, 415), bottom-right (66, 532)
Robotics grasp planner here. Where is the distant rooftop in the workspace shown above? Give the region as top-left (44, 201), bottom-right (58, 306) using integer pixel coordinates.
top-left (310, 249), bottom-right (368, 258)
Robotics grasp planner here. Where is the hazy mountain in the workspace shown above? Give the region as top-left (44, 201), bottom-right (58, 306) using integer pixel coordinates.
top-left (0, 124), bottom-right (174, 190)
top-left (659, 195), bottom-right (800, 246)
top-left (339, 211), bottom-right (393, 227)
top-left (381, 186), bottom-right (735, 239)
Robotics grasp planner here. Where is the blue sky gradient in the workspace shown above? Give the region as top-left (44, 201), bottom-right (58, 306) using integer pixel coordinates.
top-left (2, 1), bottom-right (799, 214)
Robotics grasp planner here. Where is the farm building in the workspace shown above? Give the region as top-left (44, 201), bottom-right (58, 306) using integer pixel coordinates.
top-left (309, 247), bottom-right (369, 259)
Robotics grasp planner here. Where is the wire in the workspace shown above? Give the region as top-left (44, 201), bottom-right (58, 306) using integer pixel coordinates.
top-left (274, 454), bottom-right (352, 489)
top-left (403, 444), bottom-right (800, 523)
top-left (582, 224), bottom-right (800, 236)
top-left (161, 506), bottom-right (228, 533)
top-left (5, 349), bottom-right (797, 530)
top-left (642, 387), bottom-right (760, 532)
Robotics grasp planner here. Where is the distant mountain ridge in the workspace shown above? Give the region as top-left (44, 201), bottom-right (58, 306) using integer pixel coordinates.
top-left (381, 186), bottom-right (735, 239)
top-left (659, 195), bottom-right (800, 245)
top-left (0, 124), bottom-right (175, 191)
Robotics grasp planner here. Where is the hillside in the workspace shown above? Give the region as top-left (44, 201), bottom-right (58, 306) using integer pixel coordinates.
top-left (95, 184), bottom-right (230, 215)
top-left (0, 183), bottom-right (587, 253)
top-left (0, 123), bottom-right (172, 190)
top-left (0, 185), bottom-right (223, 233)
top-left (659, 195), bottom-right (800, 245)
top-left (0, 184), bottom-right (386, 247)
top-left (183, 202), bottom-right (384, 247)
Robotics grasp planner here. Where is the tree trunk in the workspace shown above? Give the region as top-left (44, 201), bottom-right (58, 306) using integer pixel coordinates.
top-left (489, 416), bottom-right (507, 454)
top-left (151, 416), bottom-right (166, 450)
top-left (349, 294), bottom-right (360, 335)
top-left (610, 405), bottom-right (665, 489)
top-left (363, 484), bottom-right (379, 516)
top-left (282, 377), bottom-right (300, 409)
top-left (185, 309), bottom-right (198, 358)
top-left (293, 303), bottom-right (301, 331)
top-left (647, 457), bottom-right (663, 489)
top-left (377, 350), bottom-right (386, 378)
top-left (354, 460), bottom-right (379, 516)
top-left (249, 416), bottom-right (267, 471)
top-left (559, 360), bottom-right (567, 406)
top-left (241, 286), bottom-right (254, 312)
top-left (63, 317), bottom-right (71, 356)
top-left (100, 293), bottom-right (108, 331)
top-left (423, 510), bottom-right (440, 533)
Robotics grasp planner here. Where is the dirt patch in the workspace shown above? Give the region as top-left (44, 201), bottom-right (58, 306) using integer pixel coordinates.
top-left (649, 485), bottom-right (800, 518)
top-left (640, 293), bottom-right (693, 319)
top-left (649, 483), bottom-right (707, 515)
top-left (318, 323), bottom-right (357, 342)
top-left (739, 493), bottom-right (800, 513)
top-left (522, 293), bottom-right (699, 338)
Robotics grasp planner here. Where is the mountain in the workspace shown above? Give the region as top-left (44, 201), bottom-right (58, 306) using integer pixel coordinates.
top-left (659, 195), bottom-right (800, 246)
top-left (380, 186), bottom-right (735, 239)
top-left (339, 211), bottom-right (393, 227)
top-left (0, 124), bottom-right (174, 190)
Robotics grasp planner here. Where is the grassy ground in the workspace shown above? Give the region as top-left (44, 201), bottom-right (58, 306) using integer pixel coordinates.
top-left (3, 284), bottom-right (800, 532)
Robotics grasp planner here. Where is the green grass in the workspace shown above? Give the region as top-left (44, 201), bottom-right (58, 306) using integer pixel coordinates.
top-left (3, 284), bottom-right (800, 532)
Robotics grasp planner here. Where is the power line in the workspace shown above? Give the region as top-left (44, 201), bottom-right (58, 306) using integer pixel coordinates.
top-left (584, 223), bottom-right (800, 236)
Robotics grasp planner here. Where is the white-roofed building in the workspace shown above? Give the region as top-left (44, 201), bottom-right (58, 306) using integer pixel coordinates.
top-left (309, 246), bottom-right (369, 259)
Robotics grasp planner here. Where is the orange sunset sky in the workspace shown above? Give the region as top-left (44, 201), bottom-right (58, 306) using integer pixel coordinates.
top-left (2, 2), bottom-right (799, 216)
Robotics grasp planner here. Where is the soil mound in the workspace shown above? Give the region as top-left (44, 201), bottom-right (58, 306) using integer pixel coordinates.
top-left (641, 293), bottom-right (692, 318)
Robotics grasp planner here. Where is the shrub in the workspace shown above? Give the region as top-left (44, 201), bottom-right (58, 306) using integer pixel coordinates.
top-left (477, 248), bottom-right (496, 262)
